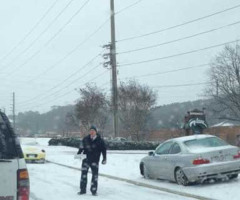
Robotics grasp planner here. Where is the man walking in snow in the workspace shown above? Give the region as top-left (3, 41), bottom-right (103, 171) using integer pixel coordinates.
top-left (77, 125), bottom-right (107, 196)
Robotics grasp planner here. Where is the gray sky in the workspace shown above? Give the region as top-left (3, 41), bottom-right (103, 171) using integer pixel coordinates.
top-left (1, 0), bottom-right (240, 114)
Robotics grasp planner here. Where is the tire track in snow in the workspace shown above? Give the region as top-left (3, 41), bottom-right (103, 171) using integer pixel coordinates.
top-left (47, 160), bottom-right (216, 200)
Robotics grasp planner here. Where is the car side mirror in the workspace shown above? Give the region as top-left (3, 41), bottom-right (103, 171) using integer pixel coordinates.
top-left (148, 151), bottom-right (154, 156)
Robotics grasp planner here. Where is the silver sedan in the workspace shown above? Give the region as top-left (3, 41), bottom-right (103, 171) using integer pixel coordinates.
top-left (140, 134), bottom-right (240, 185)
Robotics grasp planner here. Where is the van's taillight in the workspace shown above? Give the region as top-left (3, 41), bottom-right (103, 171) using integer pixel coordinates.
top-left (192, 158), bottom-right (210, 165)
top-left (17, 169), bottom-right (30, 200)
top-left (233, 151), bottom-right (240, 159)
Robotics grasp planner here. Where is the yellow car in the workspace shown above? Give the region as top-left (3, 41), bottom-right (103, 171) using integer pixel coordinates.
top-left (23, 146), bottom-right (46, 163)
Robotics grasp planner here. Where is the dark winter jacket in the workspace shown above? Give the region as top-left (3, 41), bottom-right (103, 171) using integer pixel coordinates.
top-left (77, 134), bottom-right (107, 163)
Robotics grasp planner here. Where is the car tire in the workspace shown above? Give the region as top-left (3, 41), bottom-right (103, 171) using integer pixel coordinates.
top-left (175, 167), bottom-right (189, 186)
top-left (140, 163), bottom-right (144, 176)
top-left (143, 164), bottom-right (151, 179)
top-left (228, 174), bottom-right (238, 180)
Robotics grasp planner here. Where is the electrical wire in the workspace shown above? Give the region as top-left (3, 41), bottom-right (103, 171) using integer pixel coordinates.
top-left (43, 0), bottom-right (90, 47)
top-left (152, 81), bottom-right (212, 88)
top-left (119, 63), bottom-right (209, 79)
top-left (117, 3), bottom-right (240, 42)
top-left (20, 17), bottom-right (109, 83)
top-left (115, 0), bottom-right (144, 15)
top-left (1, 0), bottom-right (77, 72)
top-left (118, 39), bottom-right (240, 67)
top-left (0, 0), bottom-right (59, 63)
top-left (117, 20), bottom-right (240, 55)
top-left (19, 69), bottom-right (109, 110)
top-left (18, 51), bottom-right (103, 105)
top-left (18, 63), bottom-right (102, 106)
top-left (2, 0), bottom-right (143, 80)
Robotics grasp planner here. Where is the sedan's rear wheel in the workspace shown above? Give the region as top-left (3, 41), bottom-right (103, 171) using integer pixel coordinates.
top-left (228, 174), bottom-right (238, 180)
top-left (175, 168), bottom-right (189, 186)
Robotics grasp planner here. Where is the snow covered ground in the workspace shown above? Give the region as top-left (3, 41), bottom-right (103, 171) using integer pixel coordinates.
top-left (20, 137), bottom-right (240, 200)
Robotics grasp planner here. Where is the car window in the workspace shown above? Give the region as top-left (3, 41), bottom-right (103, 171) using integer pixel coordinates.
top-left (0, 113), bottom-right (23, 159)
top-left (169, 143), bottom-right (181, 154)
top-left (155, 141), bottom-right (173, 155)
top-left (184, 137), bottom-right (228, 149)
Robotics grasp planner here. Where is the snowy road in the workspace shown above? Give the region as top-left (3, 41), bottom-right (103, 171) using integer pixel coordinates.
top-left (21, 138), bottom-right (240, 200)
top-left (28, 162), bottom-right (195, 200)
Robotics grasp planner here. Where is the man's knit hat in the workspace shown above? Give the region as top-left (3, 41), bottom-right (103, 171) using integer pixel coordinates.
top-left (89, 125), bottom-right (97, 132)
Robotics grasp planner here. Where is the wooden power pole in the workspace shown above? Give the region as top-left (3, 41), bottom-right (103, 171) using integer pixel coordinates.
top-left (13, 92), bottom-right (16, 132)
top-left (110, 0), bottom-right (119, 138)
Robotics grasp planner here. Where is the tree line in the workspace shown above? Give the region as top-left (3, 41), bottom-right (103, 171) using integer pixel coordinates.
top-left (16, 80), bottom-right (157, 141)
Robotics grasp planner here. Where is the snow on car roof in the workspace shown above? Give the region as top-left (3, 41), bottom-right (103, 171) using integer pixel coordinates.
top-left (170, 134), bottom-right (214, 143)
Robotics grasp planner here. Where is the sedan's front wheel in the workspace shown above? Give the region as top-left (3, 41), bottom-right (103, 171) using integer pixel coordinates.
top-left (140, 163), bottom-right (151, 179)
top-left (175, 168), bottom-right (189, 186)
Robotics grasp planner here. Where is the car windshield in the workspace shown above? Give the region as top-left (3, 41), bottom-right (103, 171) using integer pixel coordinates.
top-left (184, 137), bottom-right (228, 149)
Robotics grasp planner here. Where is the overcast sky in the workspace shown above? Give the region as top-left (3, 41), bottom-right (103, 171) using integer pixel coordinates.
top-left (1, 0), bottom-right (240, 114)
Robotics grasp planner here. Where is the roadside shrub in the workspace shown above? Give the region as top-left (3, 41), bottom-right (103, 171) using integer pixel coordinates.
top-left (49, 137), bottom-right (160, 150)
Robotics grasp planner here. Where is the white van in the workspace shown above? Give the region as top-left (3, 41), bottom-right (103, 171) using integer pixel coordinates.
top-left (0, 111), bottom-right (29, 200)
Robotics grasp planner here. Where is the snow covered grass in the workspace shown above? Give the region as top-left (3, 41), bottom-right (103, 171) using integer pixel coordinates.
top-left (21, 137), bottom-right (240, 200)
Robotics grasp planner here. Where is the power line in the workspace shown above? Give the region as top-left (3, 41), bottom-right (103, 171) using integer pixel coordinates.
top-left (152, 81), bottom-right (212, 89)
top-left (29, 0), bottom-right (144, 81)
top-left (117, 3), bottom-right (240, 42)
top-left (43, 0), bottom-right (90, 47)
top-left (99, 65), bottom-right (208, 97)
top-left (117, 20), bottom-right (240, 55)
top-left (19, 69), bottom-right (109, 110)
top-left (19, 63), bottom-right (102, 106)
top-left (3, 0), bottom-right (140, 80)
top-left (4, 49), bottom-right (41, 77)
top-left (1, 0), bottom-right (76, 72)
top-left (119, 63), bottom-right (209, 79)
top-left (53, 69), bottom-right (108, 100)
top-left (39, 63), bottom-right (102, 100)
top-left (23, 17), bottom-right (109, 83)
top-left (118, 39), bottom-right (240, 67)
top-left (0, 0), bottom-right (59, 63)
top-left (115, 0), bottom-right (144, 15)
top-left (18, 52), bottom-right (103, 105)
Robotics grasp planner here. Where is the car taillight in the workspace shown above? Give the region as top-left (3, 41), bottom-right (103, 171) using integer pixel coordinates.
top-left (192, 158), bottom-right (210, 165)
top-left (17, 169), bottom-right (30, 200)
top-left (233, 151), bottom-right (240, 159)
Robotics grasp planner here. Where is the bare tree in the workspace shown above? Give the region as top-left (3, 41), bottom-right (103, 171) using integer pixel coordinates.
top-left (118, 80), bottom-right (157, 141)
top-left (207, 44), bottom-right (240, 119)
top-left (75, 84), bottom-right (109, 135)
top-left (63, 112), bottom-right (79, 137)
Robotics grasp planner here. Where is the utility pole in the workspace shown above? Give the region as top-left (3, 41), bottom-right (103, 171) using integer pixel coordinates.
top-left (110, 0), bottom-right (119, 138)
top-left (103, 0), bottom-right (119, 137)
top-left (13, 92), bottom-right (16, 132)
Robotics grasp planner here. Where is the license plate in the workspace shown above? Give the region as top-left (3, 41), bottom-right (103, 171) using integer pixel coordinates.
top-left (211, 154), bottom-right (227, 162)
top-left (28, 154), bottom-right (36, 158)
